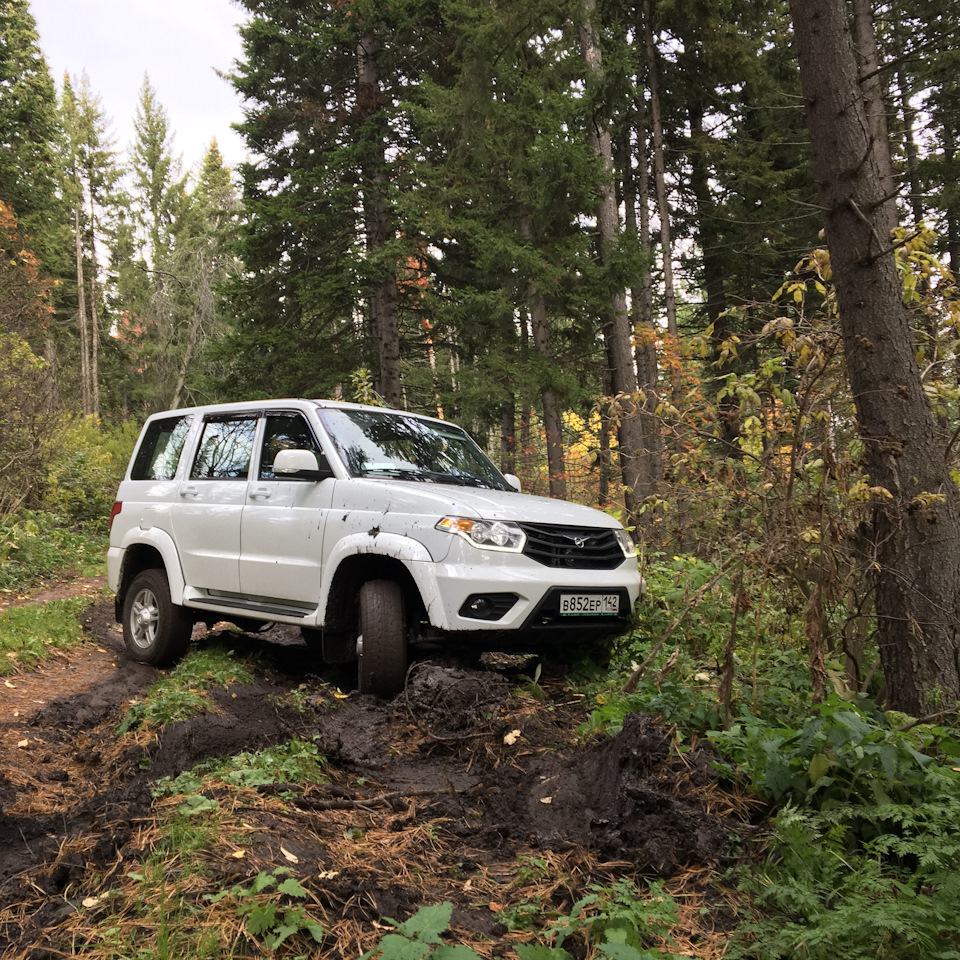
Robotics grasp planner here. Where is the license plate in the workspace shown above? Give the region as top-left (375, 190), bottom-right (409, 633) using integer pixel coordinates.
top-left (559, 593), bottom-right (619, 615)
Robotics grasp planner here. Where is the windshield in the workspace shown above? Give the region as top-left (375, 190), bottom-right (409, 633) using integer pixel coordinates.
top-left (318, 408), bottom-right (511, 491)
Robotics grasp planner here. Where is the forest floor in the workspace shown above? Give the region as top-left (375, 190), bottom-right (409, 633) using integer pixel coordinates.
top-left (0, 578), bottom-right (766, 959)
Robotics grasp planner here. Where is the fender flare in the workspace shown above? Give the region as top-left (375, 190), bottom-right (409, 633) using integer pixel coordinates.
top-left (117, 527), bottom-right (187, 604)
top-left (319, 531), bottom-right (442, 625)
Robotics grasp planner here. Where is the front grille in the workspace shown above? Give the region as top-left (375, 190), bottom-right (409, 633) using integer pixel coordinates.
top-left (518, 523), bottom-right (625, 570)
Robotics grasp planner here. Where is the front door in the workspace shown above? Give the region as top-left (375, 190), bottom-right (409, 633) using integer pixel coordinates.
top-left (239, 411), bottom-right (334, 604)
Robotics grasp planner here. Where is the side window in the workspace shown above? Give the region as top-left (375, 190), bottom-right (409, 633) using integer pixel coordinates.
top-left (131, 415), bottom-right (192, 481)
top-left (258, 413), bottom-right (321, 480)
top-left (190, 417), bottom-right (258, 480)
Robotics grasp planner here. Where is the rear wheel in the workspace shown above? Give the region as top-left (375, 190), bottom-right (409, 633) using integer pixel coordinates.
top-left (122, 569), bottom-right (193, 666)
top-left (356, 579), bottom-right (407, 697)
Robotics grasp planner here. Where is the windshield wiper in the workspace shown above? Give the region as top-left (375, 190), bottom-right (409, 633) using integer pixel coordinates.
top-left (358, 467), bottom-right (496, 488)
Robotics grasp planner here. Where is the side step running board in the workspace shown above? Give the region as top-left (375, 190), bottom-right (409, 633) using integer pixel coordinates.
top-left (190, 595), bottom-right (312, 619)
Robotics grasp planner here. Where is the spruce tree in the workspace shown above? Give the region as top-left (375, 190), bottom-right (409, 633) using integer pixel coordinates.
top-left (115, 76), bottom-right (191, 412)
top-left (0, 0), bottom-right (63, 265)
top-left (226, 0), bottom-right (432, 403)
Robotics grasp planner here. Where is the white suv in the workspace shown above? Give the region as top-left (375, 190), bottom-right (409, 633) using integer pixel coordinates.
top-left (108, 399), bottom-right (642, 695)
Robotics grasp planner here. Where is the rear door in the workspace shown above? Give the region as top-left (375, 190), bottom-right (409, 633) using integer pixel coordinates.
top-left (173, 413), bottom-right (259, 593)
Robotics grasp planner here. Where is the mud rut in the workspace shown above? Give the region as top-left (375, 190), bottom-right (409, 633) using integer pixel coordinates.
top-left (0, 593), bottom-right (762, 958)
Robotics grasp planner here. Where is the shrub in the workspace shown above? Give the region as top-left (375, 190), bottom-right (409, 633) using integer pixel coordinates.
top-left (42, 416), bottom-right (140, 530)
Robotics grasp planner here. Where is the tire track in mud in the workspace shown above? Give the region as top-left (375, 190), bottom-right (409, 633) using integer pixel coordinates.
top-left (0, 598), bottom-right (757, 958)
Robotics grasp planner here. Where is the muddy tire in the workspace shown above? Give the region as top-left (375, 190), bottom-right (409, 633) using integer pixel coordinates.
top-left (357, 579), bottom-right (406, 697)
top-left (122, 569), bottom-right (193, 666)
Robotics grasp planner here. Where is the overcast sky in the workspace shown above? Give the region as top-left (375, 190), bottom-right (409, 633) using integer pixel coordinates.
top-left (30, 0), bottom-right (249, 174)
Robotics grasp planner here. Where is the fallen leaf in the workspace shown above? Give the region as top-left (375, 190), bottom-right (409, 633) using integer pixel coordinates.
top-left (503, 729), bottom-right (522, 746)
top-left (539, 796), bottom-right (553, 804)
top-left (230, 850), bottom-right (246, 859)
top-left (4, 680), bottom-right (15, 689)
top-left (280, 846), bottom-right (299, 863)
top-left (17, 739), bottom-right (29, 748)
top-left (82, 897), bottom-right (102, 908)
top-left (318, 870), bottom-right (339, 880)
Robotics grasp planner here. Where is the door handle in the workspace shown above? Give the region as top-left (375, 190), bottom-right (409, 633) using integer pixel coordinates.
top-left (179, 484), bottom-right (200, 499)
top-left (249, 487), bottom-right (272, 501)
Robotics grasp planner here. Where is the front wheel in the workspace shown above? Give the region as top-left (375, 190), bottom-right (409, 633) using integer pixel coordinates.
top-left (356, 579), bottom-right (407, 697)
top-left (122, 568), bottom-right (193, 666)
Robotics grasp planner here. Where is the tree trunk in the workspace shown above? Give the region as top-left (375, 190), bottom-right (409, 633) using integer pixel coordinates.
top-left (642, 0), bottom-right (677, 344)
top-left (357, 29), bottom-right (401, 407)
top-left (500, 396), bottom-right (516, 476)
top-left (579, 0), bottom-right (645, 522)
top-left (172, 256), bottom-right (211, 410)
top-left (527, 293), bottom-right (567, 499)
top-left (687, 99), bottom-right (740, 460)
top-left (850, 0), bottom-right (895, 197)
top-left (621, 111), bottom-right (662, 518)
top-left (87, 190), bottom-right (100, 418)
top-left (942, 112), bottom-right (960, 270)
top-left (895, 60), bottom-right (924, 227)
top-left (74, 206), bottom-right (91, 416)
top-left (790, 0), bottom-right (960, 714)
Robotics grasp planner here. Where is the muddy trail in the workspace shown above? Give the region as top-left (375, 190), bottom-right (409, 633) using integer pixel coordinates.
top-left (0, 589), bottom-right (762, 958)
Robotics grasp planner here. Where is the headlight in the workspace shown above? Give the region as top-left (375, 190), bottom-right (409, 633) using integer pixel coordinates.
top-left (436, 517), bottom-right (526, 552)
top-left (614, 528), bottom-right (637, 558)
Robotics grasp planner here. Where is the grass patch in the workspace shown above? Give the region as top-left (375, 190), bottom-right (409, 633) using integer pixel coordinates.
top-left (0, 595), bottom-right (92, 676)
top-left (153, 736), bottom-right (328, 800)
top-left (117, 645), bottom-right (257, 734)
top-left (80, 738), bottom-right (331, 960)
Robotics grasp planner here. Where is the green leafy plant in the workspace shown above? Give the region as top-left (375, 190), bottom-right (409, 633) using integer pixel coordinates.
top-left (709, 695), bottom-right (960, 811)
top-left (538, 879), bottom-right (683, 959)
top-left (207, 868), bottom-right (325, 952)
top-left (728, 808), bottom-right (960, 960)
top-left (213, 736), bottom-right (327, 791)
top-left (153, 737), bottom-right (328, 800)
top-left (713, 696), bottom-right (960, 960)
top-left (358, 901), bottom-right (483, 959)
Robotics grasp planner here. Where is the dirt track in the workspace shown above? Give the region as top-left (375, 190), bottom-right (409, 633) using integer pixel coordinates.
top-left (0, 589), bottom-right (760, 958)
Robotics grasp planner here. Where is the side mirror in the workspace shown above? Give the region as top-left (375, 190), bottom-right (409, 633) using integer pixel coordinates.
top-left (504, 473), bottom-right (522, 493)
top-left (273, 448), bottom-right (334, 481)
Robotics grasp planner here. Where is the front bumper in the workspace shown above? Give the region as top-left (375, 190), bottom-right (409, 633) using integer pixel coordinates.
top-left (413, 550), bottom-right (640, 640)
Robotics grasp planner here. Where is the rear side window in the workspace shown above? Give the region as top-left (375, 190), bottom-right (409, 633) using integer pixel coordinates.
top-left (131, 416), bottom-right (192, 480)
top-left (191, 417), bottom-right (258, 480)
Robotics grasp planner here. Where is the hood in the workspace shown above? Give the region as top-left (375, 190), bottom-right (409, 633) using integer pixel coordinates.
top-left (337, 477), bottom-right (623, 528)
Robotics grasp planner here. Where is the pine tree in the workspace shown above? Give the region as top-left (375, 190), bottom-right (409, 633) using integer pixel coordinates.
top-left (403, 0), bottom-right (610, 493)
top-left (0, 0), bottom-right (63, 267)
top-left (114, 76), bottom-right (191, 412)
top-left (226, 0), bottom-right (434, 403)
top-left (169, 141), bottom-right (242, 408)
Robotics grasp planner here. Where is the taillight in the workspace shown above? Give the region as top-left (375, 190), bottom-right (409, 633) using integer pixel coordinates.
top-left (109, 501), bottom-right (122, 531)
